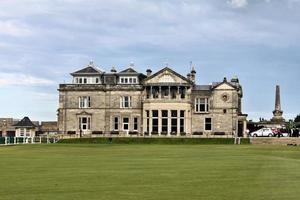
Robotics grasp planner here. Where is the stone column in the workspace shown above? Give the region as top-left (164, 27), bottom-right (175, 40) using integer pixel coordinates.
top-left (159, 86), bottom-right (162, 99)
top-left (243, 120), bottom-right (247, 138)
top-left (167, 110), bottom-right (171, 136)
top-left (150, 86), bottom-right (153, 99)
top-left (168, 86), bottom-right (171, 99)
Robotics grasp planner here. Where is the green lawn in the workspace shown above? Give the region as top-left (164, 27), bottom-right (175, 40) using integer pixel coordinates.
top-left (1, 144), bottom-right (300, 200)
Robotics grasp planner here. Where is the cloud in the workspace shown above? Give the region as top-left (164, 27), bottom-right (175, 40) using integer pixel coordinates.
top-left (227, 0), bottom-right (248, 8)
top-left (0, 20), bottom-right (33, 37)
top-left (0, 73), bottom-right (55, 87)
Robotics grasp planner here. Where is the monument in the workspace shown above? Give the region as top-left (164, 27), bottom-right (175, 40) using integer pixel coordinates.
top-left (271, 85), bottom-right (284, 123)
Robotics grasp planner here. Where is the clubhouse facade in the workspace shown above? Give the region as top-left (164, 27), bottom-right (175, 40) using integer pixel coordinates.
top-left (58, 62), bottom-right (248, 137)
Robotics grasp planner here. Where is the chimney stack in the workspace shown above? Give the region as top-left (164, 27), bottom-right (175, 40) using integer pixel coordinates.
top-left (190, 66), bottom-right (196, 83)
top-left (111, 66), bottom-right (117, 73)
top-left (146, 69), bottom-right (152, 77)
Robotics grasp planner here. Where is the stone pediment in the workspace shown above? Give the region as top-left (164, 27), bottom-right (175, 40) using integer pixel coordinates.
top-left (144, 67), bottom-right (192, 85)
top-left (213, 82), bottom-right (236, 90)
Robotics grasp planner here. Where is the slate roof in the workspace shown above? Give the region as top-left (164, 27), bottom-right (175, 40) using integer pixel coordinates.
top-left (14, 117), bottom-right (37, 128)
top-left (71, 66), bottom-right (102, 75)
top-left (119, 67), bottom-right (138, 74)
top-left (193, 85), bottom-right (212, 91)
top-left (71, 61), bottom-right (103, 76)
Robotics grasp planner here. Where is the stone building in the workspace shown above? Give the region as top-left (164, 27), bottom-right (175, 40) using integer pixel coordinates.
top-left (58, 62), bottom-right (247, 137)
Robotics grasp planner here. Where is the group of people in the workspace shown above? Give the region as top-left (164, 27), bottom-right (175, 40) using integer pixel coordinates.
top-left (289, 128), bottom-right (300, 137)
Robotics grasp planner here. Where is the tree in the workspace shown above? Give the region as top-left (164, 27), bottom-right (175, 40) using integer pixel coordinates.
top-left (295, 114), bottom-right (300, 123)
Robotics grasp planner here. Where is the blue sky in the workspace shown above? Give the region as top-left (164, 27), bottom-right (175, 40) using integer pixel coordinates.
top-left (0, 0), bottom-right (299, 121)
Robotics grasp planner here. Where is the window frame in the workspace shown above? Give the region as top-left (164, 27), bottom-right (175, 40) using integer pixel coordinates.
top-left (79, 96), bottom-right (91, 108)
top-left (123, 117), bottom-right (129, 131)
top-left (79, 116), bottom-right (91, 131)
top-left (204, 117), bottom-right (212, 131)
top-left (195, 97), bottom-right (209, 113)
top-left (120, 96), bottom-right (132, 108)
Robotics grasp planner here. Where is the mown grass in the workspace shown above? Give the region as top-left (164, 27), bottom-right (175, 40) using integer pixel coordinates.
top-left (0, 144), bottom-right (300, 200)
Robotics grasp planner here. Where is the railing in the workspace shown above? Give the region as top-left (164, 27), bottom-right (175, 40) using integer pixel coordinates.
top-left (0, 136), bottom-right (59, 145)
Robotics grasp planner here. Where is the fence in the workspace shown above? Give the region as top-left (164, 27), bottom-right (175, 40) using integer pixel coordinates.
top-left (0, 136), bottom-right (59, 145)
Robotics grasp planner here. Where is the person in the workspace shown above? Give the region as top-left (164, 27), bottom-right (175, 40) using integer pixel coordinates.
top-left (295, 128), bottom-right (299, 137)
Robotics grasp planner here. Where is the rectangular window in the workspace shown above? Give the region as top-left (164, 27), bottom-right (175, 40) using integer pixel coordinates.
top-left (205, 118), bottom-right (212, 131)
top-left (134, 117), bottom-right (138, 131)
top-left (123, 117), bottom-right (129, 131)
top-left (161, 110), bottom-right (168, 133)
top-left (180, 110), bottom-right (185, 133)
top-left (171, 110), bottom-right (177, 118)
top-left (146, 110), bottom-right (150, 133)
top-left (171, 110), bottom-right (177, 133)
top-left (26, 129), bottom-right (30, 137)
top-left (152, 110), bottom-right (158, 133)
top-left (114, 117), bottom-right (119, 131)
top-left (195, 98), bottom-right (209, 113)
top-left (120, 96), bottom-right (132, 108)
top-left (133, 78), bottom-right (137, 83)
top-left (79, 96), bottom-right (91, 108)
top-left (20, 128), bottom-right (24, 137)
top-left (79, 117), bottom-right (91, 130)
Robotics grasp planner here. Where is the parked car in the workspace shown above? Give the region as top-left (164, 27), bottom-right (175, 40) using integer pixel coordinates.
top-left (250, 128), bottom-right (274, 137)
top-left (272, 129), bottom-right (289, 137)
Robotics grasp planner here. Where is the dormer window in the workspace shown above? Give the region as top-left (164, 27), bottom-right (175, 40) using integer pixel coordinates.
top-left (73, 77), bottom-right (101, 84)
top-left (119, 77), bottom-right (138, 84)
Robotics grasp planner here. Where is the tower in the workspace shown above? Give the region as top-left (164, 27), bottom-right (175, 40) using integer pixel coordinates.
top-left (271, 85), bottom-right (284, 123)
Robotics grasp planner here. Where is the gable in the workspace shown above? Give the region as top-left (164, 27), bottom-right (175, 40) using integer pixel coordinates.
top-left (119, 67), bottom-right (138, 74)
top-left (71, 66), bottom-right (102, 75)
top-left (213, 82), bottom-right (236, 90)
top-left (144, 67), bottom-right (192, 85)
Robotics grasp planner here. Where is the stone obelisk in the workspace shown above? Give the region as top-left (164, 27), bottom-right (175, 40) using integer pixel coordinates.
top-left (271, 85), bottom-right (284, 122)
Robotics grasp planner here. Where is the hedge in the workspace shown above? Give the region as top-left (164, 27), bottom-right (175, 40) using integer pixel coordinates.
top-left (57, 137), bottom-right (251, 145)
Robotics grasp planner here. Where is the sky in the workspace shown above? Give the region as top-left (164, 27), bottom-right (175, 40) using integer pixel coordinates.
top-left (0, 0), bottom-right (299, 121)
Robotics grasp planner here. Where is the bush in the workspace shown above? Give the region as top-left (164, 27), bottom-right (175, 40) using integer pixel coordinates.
top-left (161, 132), bottom-right (168, 135)
top-left (67, 131), bottom-right (76, 135)
top-left (110, 131), bottom-right (119, 135)
top-left (180, 132), bottom-right (186, 136)
top-left (214, 132), bottom-right (225, 136)
top-left (129, 131), bottom-right (138, 135)
top-left (193, 132), bottom-right (203, 135)
top-left (92, 131), bottom-right (103, 135)
top-left (57, 138), bottom-right (251, 145)
top-left (151, 132), bottom-right (158, 135)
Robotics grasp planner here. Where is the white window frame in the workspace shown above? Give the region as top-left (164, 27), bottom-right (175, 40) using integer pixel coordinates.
top-left (20, 128), bottom-right (25, 137)
top-left (74, 77), bottom-right (101, 84)
top-left (119, 77), bottom-right (138, 84)
top-left (79, 96), bottom-right (91, 108)
top-left (120, 96), bottom-right (132, 108)
top-left (204, 118), bottom-right (212, 131)
top-left (195, 97), bottom-right (209, 113)
top-left (123, 117), bottom-right (129, 131)
top-left (79, 117), bottom-right (91, 131)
